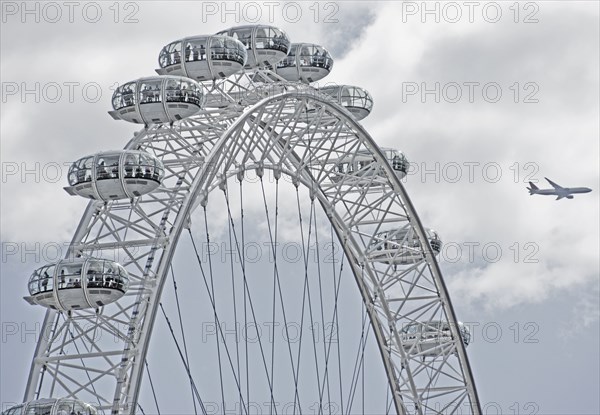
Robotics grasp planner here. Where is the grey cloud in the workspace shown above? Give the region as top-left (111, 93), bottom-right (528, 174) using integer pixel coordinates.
top-left (413, 9), bottom-right (599, 112)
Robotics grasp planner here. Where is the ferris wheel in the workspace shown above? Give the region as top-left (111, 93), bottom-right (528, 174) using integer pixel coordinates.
top-left (5, 25), bottom-right (481, 415)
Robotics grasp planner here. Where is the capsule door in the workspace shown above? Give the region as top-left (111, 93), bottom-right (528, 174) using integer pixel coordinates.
top-left (138, 79), bottom-right (167, 124)
top-left (275, 44), bottom-right (298, 80)
top-left (164, 78), bottom-right (203, 120)
top-left (94, 153), bottom-right (123, 200)
top-left (110, 81), bottom-right (139, 123)
top-left (182, 38), bottom-right (210, 80)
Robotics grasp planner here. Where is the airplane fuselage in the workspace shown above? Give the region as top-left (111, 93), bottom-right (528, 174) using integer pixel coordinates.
top-left (533, 187), bottom-right (592, 196)
top-left (528, 178), bottom-right (592, 200)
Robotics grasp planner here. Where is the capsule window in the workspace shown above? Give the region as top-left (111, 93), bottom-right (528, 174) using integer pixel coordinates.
top-left (123, 153), bottom-right (137, 178)
top-left (139, 80), bottom-right (162, 105)
top-left (117, 82), bottom-right (137, 109)
top-left (86, 264), bottom-right (103, 288)
top-left (102, 261), bottom-right (120, 289)
top-left (233, 28), bottom-right (253, 50)
top-left (165, 79), bottom-right (181, 103)
top-left (83, 157), bottom-right (93, 182)
top-left (256, 27), bottom-right (285, 50)
top-left (162, 41), bottom-right (183, 66)
top-left (298, 45), bottom-right (313, 67)
top-left (25, 402), bottom-right (53, 415)
top-left (4, 405), bottom-right (24, 415)
top-left (210, 36), bottom-right (226, 61)
top-left (320, 87), bottom-right (338, 100)
top-left (225, 38), bottom-right (245, 64)
top-left (391, 153), bottom-right (407, 172)
top-left (461, 326), bottom-right (471, 344)
top-left (73, 402), bottom-right (87, 415)
top-left (57, 401), bottom-right (75, 414)
top-left (116, 265), bottom-right (129, 291)
top-left (312, 46), bottom-right (325, 69)
top-left (277, 44), bottom-right (297, 69)
top-left (185, 39), bottom-right (207, 62)
top-left (179, 80), bottom-right (201, 105)
top-left (42, 272), bottom-right (53, 292)
top-left (68, 156), bottom-right (94, 186)
top-left (270, 27), bottom-right (288, 52)
top-left (340, 87), bottom-right (353, 106)
top-left (96, 155), bottom-right (119, 180)
top-left (28, 268), bottom-right (48, 295)
top-left (403, 324), bottom-right (419, 334)
top-left (138, 154), bottom-right (155, 180)
top-left (58, 263), bottom-right (83, 288)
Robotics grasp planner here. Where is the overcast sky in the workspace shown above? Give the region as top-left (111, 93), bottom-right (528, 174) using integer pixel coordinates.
top-left (1, 1), bottom-right (599, 414)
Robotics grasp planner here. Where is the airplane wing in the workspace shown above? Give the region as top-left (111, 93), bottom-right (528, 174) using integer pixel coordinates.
top-left (545, 177), bottom-right (564, 190)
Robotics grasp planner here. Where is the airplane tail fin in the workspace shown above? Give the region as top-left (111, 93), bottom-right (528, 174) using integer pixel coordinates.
top-left (527, 182), bottom-right (538, 195)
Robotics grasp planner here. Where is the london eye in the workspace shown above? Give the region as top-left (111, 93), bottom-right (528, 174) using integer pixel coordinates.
top-left (4, 24), bottom-right (481, 415)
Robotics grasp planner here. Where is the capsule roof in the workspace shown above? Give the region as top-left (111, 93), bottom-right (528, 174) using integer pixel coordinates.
top-left (275, 43), bottom-right (333, 83)
top-left (157, 35), bottom-right (247, 81)
top-left (216, 25), bottom-right (290, 69)
top-left (64, 150), bottom-right (164, 201)
top-left (109, 76), bottom-right (204, 124)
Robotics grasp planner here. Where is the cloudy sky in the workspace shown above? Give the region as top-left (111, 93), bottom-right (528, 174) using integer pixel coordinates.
top-left (1, 1), bottom-right (599, 414)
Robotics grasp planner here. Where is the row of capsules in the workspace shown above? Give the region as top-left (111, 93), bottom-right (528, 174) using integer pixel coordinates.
top-left (9, 24), bottom-right (453, 415)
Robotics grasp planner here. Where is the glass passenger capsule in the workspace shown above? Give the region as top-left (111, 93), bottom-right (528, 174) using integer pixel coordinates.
top-left (108, 76), bottom-right (204, 124)
top-left (1, 398), bottom-right (98, 415)
top-left (275, 43), bottom-right (333, 83)
top-left (23, 258), bottom-right (129, 311)
top-left (216, 25), bottom-right (290, 69)
top-left (368, 227), bottom-right (441, 265)
top-left (400, 321), bottom-right (471, 357)
top-left (334, 147), bottom-right (410, 183)
top-left (319, 85), bottom-right (374, 120)
top-left (64, 150), bottom-right (164, 201)
top-left (156, 35), bottom-right (247, 81)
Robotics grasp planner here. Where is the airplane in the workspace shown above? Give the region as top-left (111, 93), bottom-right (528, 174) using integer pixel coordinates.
top-left (527, 177), bottom-right (592, 200)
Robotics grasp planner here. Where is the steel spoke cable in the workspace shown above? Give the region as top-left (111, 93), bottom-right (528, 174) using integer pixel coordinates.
top-left (312, 204), bottom-right (332, 415)
top-left (295, 189), bottom-right (324, 413)
top-left (228, 180), bottom-right (242, 414)
top-left (144, 359), bottom-right (160, 415)
top-left (348, 266), bottom-right (371, 413)
top-left (169, 264), bottom-right (198, 415)
top-left (317, 225), bottom-right (346, 414)
top-left (290, 186), bottom-right (311, 415)
top-left (158, 302), bottom-right (208, 415)
top-left (259, 177), bottom-right (303, 410)
top-left (238, 178), bottom-right (249, 412)
top-left (262, 176), bottom-right (279, 415)
top-left (188, 228), bottom-right (249, 415)
top-left (345, 303), bottom-right (367, 412)
top-left (202, 207), bottom-right (227, 413)
top-left (222, 185), bottom-right (278, 414)
top-left (346, 303), bottom-right (371, 414)
top-left (362, 300), bottom-right (367, 415)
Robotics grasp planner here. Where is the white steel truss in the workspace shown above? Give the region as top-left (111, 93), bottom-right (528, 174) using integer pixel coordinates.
top-left (24, 79), bottom-right (480, 415)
